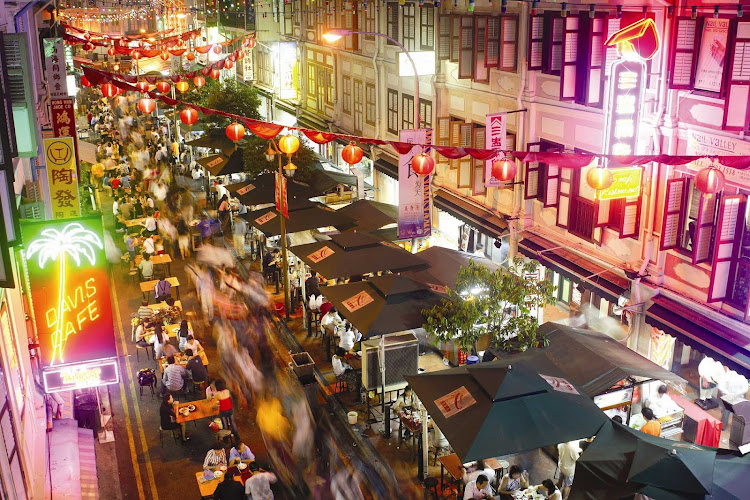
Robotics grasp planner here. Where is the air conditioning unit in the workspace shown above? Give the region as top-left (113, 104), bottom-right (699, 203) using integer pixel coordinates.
top-left (360, 331), bottom-right (419, 392)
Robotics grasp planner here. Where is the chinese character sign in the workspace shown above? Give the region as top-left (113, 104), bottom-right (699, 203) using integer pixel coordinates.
top-left (604, 60), bottom-right (645, 157)
top-left (398, 129), bottom-right (432, 240)
top-left (44, 137), bottom-right (81, 219)
top-left (21, 217), bottom-right (117, 368)
top-left (50, 99), bottom-right (80, 177)
top-left (43, 38), bottom-right (69, 99)
top-left (485, 112), bottom-right (507, 188)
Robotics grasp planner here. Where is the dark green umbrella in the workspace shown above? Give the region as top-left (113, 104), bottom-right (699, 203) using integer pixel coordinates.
top-left (186, 129), bottom-right (240, 152)
top-left (710, 452), bottom-right (750, 500)
top-left (338, 199), bottom-right (398, 233)
top-left (242, 202), bottom-right (356, 236)
top-left (197, 148), bottom-right (244, 176)
top-left (628, 439), bottom-right (716, 496)
top-left (226, 174), bottom-right (321, 208)
top-left (401, 246), bottom-right (501, 291)
top-left (405, 361), bottom-right (607, 462)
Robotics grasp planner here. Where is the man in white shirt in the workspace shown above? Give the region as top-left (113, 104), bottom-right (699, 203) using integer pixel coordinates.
top-left (464, 474), bottom-right (493, 499)
top-left (142, 235), bottom-right (156, 255)
top-left (215, 181), bottom-right (229, 202)
top-left (320, 307), bottom-right (344, 337)
top-left (244, 470), bottom-right (277, 500)
top-left (145, 213), bottom-right (158, 234)
top-left (557, 440), bottom-right (582, 499)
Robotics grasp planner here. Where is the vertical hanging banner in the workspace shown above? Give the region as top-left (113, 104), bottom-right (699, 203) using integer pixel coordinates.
top-left (43, 38), bottom-right (69, 99)
top-left (398, 128), bottom-right (432, 240)
top-left (44, 137), bottom-right (81, 220)
top-left (485, 112), bottom-right (507, 188)
top-left (50, 98), bottom-right (80, 177)
top-left (274, 171), bottom-right (288, 218)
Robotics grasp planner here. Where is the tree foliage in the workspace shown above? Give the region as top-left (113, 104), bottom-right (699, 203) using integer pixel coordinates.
top-left (422, 258), bottom-right (556, 354)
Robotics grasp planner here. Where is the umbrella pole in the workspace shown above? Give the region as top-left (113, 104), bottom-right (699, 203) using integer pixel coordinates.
top-left (421, 404), bottom-right (429, 480)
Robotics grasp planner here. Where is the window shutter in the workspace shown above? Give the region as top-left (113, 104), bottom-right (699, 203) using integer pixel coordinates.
top-left (556, 168), bottom-right (572, 228)
top-left (4, 34), bottom-right (37, 158)
top-left (438, 14), bottom-right (451, 60)
top-left (692, 193), bottom-right (720, 263)
top-left (708, 195), bottom-right (745, 302)
top-left (451, 15), bottom-right (461, 63)
top-left (499, 15), bottom-right (518, 72)
top-left (528, 14), bottom-right (544, 70)
top-left (472, 125), bottom-right (486, 195)
top-left (486, 17), bottom-right (500, 68)
top-left (0, 34), bottom-right (17, 158)
top-left (542, 13), bottom-right (564, 75)
top-left (420, 6), bottom-right (434, 51)
top-left (724, 20), bottom-right (750, 130)
top-left (603, 17), bottom-right (621, 77)
top-left (560, 15), bottom-right (579, 100)
top-left (457, 123), bottom-right (473, 188)
top-left (387, 4), bottom-right (399, 44)
top-left (450, 118), bottom-right (461, 169)
top-left (670, 17), bottom-right (701, 90)
top-left (544, 163), bottom-right (560, 207)
top-left (577, 15), bottom-right (606, 107)
top-left (660, 178), bottom-right (686, 250)
top-left (619, 193), bottom-right (642, 239)
top-left (437, 116), bottom-right (450, 147)
top-left (524, 142), bottom-right (541, 199)
top-left (458, 16), bottom-right (475, 79)
top-left (597, 198), bottom-right (611, 226)
top-left (474, 16), bottom-right (489, 83)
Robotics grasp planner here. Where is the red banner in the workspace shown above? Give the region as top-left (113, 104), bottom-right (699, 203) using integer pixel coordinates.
top-left (50, 98), bottom-right (80, 177)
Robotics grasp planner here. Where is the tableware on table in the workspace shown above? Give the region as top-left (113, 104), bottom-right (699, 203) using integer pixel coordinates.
top-left (237, 462), bottom-right (247, 471)
top-left (187, 404), bottom-right (196, 412)
top-left (213, 470), bottom-right (223, 478)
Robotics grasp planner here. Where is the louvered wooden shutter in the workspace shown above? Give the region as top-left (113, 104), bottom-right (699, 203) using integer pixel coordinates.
top-left (724, 20), bottom-right (750, 130)
top-left (420, 6), bottom-right (434, 51)
top-left (557, 168), bottom-right (573, 228)
top-left (560, 15), bottom-right (579, 100)
top-left (486, 17), bottom-right (500, 68)
top-left (472, 125), bottom-right (486, 195)
top-left (670, 17), bottom-right (701, 90)
top-left (543, 162), bottom-right (560, 207)
top-left (450, 118), bottom-right (461, 169)
top-left (387, 4), bottom-right (399, 43)
top-left (543, 13), bottom-right (564, 75)
top-left (528, 14), bottom-right (544, 70)
top-left (451, 15), bottom-right (460, 62)
top-left (660, 178), bottom-right (686, 250)
top-left (4, 34), bottom-right (37, 158)
top-left (692, 193), bottom-right (719, 263)
top-left (499, 15), bottom-right (518, 72)
top-left (524, 142), bottom-right (541, 199)
top-left (577, 15), bottom-right (606, 107)
top-left (619, 193), bottom-right (642, 239)
top-left (597, 198), bottom-right (611, 227)
top-left (708, 195), bottom-right (745, 302)
top-left (457, 123), bottom-right (473, 188)
top-left (474, 16), bottom-right (489, 83)
top-left (0, 34), bottom-right (17, 158)
top-left (437, 116), bottom-right (450, 148)
top-left (438, 14), bottom-right (451, 60)
top-left (603, 17), bottom-right (621, 77)
top-left (458, 16), bottom-right (475, 79)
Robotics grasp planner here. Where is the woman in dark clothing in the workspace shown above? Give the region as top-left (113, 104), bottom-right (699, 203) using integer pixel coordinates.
top-left (159, 393), bottom-right (189, 442)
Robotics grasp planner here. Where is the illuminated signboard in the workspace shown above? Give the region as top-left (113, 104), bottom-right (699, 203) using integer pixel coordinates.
top-left (44, 137), bottom-right (81, 220)
top-left (597, 167), bottom-right (643, 201)
top-left (21, 217), bottom-right (117, 371)
top-left (43, 358), bottom-right (119, 394)
top-left (276, 42), bottom-right (298, 100)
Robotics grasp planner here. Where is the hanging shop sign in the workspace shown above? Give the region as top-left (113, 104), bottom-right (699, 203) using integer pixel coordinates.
top-left (42, 358), bottom-right (119, 393)
top-left (50, 98), bottom-right (80, 177)
top-left (21, 217), bottom-right (117, 374)
top-left (398, 128), bottom-right (432, 240)
top-left (43, 38), bottom-right (69, 99)
top-left (694, 18), bottom-right (730, 93)
top-left (684, 129), bottom-right (750, 188)
top-left (597, 167), bottom-right (643, 200)
top-left (44, 137), bottom-right (80, 220)
top-left (484, 112), bottom-right (507, 188)
top-left (277, 42), bottom-right (297, 100)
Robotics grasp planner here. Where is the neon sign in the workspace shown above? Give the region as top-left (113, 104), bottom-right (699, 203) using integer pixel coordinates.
top-left (22, 217), bottom-right (117, 379)
top-left (42, 358), bottom-right (119, 393)
top-left (598, 167), bottom-right (643, 201)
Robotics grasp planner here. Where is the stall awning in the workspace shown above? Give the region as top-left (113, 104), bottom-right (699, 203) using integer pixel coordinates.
top-left (433, 189), bottom-right (508, 239)
top-left (645, 296), bottom-right (750, 378)
top-left (517, 233), bottom-right (629, 302)
top-left (373, 158), bottom-right (398, 180)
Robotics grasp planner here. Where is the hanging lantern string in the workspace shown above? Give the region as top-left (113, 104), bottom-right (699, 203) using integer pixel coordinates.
top-left (81, 66), bottom-right (750, 171)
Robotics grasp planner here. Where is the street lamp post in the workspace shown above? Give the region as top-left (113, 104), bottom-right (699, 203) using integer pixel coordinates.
top-left (323, 29), bottom-right (420, 128)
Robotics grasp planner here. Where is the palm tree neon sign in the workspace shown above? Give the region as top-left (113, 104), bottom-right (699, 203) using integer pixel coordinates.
top-left (26, 222), bottom-right (103, 365)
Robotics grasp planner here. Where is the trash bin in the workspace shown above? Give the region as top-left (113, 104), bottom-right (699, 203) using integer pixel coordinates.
top-left (291, 352), bottom-right (315, 378)
top-left (74, 393), bottom-right (100, 436)
top-left (348, 411), bottom-right (358, 425)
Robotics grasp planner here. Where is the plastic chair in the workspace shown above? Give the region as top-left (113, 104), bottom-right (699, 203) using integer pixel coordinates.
top-left (135, 340), bottom-right (154, 362)
top-left (159, 426), bottom-right (180, 447)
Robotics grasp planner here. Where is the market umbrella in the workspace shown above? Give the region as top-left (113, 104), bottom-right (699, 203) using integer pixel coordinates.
top-left (197, 148), bottom-right (245, 176)
top-left (318, 275), bottom-right (445, 338)
top-left (309, 163), bottom-right (372, 194)
top-left (405, 361), bottom-right (607, 462)
top-left (186, 129), bottom-right (239, 152)
top-left (291, 231), bottom-right (427, 280)
top-left (226, 174), bottom-right (321, 208)
top-left (710, 452), bottom-right (750, 500)
top-left (628, 438), bottom-right (716, 496)
top-left (401, 246), bottom-right (501, 291)
top-left (242, 202), bottom-right (356, 237)
top-left (338, 199), bottom-right (398, 233)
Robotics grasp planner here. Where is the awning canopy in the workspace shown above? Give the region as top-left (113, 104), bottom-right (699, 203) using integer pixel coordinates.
top-left (226, 175), bottom-right (321, 209)
top-left (517, 233), bottom-right (629, 303)
top-left (645, 295), bottom-right (750, 378)
top-left (242, 202), bottom-right (356, 236)
top-left (373, 158), bottom-right (398, 180)
top-left (402, 246), bottom-right (501, 291)
top-left (197, 148), bottom-right (244, 176)
top-left (433, 189), bottom-right (508, 239)
top-left (338, 199), bottom-right (398, 233)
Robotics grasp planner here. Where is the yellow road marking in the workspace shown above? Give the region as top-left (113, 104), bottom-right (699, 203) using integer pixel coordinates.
top-left (111, 268), bottom-right (160, 500)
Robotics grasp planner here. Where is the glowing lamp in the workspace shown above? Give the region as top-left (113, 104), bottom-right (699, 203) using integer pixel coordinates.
top-left (107, 47), bottom-right (115, 56)
top-left (137, 97), bottom-right (156, 114)
top-left (284, 161), bottom-right (297, 178)
top-left (160, 51), bottom-right (170, 61)
top-left (112, 64), bottom-right (120, 72)
top-left (491, 158), bottom-right (518, 182)
top-left (186, 52), bottom-right (195, 61)
top-left (695, 167), bottom-right (725, 195)
top-left (411, 152), bottom-right (435, 176)
top-left (278, 135), bottom-right (300, 155)
top-left (213, 45), bottom-right (222, 54)
top-left (100, 82), bottom-right (117, 98)
top-left (193, 76), bottom-right (205, 88)
top-left (136, 81), bottom-right (150, 93)
top-left (226, 122), bottom-right (246, 142)
top-left (342, 144), bottom-right (364, 165)
top-left (210, 68), bottom-right (221, 79)
top-left (156, 81), bottom-right (170, 93)
top-left (175, 81), bottom-right (189, 93)
top-left (586, 167), bottom-right (614, 190)
top-left (179, 107), bottom-right (199, 126)
top-left (81, 75), bottom-right (92, 87)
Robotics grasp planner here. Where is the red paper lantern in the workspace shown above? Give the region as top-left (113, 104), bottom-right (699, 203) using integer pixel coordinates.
top-left (107, 47), bottom-right (115, 56)
top-left (83, 43), bottom-right (95, 51)
top-left (225, 60), bottom-right (233, 69)
top-left (491, 158), bottom-right (518, 182)
top-left (81, 75), bottom-right (92, 87)
top-left (186, 52), bottom-right (195, 61)
top-left (213, 45), bottom-right (222, 54)
top-left (226, 122), bottom-right (246, 142)
top-left (160, 51), bottom-right (170, 61)
top-left (279, 135), bottom-right (300, 155)
top-left (236, 50), bottom-right (245, 60)
top-left (210, 68), bottom-right (221, 79)
top-left (137, 97), bottom-right (156, 114)
top-left (180, 107), bottom-right (199, 126)
top-left (193, 76), bottom-right (206, 88)
top-left (175, 81), bottom-right (190, 93)
top-left (586, 166), bottom-right (614, 191)
top-left (244, 38), bottom-right (256, 49)
top-left (229, 54), bottom-right (237, 62)
top-left (136, 81), bottom-right (150, 93)
top-left (131, 50), bottom-right (142, 60)
top-left (101, 82), bottom-right (117, 98)
top-left (411, 153), bottom-right (435, 176)
top-left (156, 81), bottom-right (170, 93)
top-left (342, 144), bottom-right (364, 165)
top-left (695, 167), bottom-right (725, 195)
